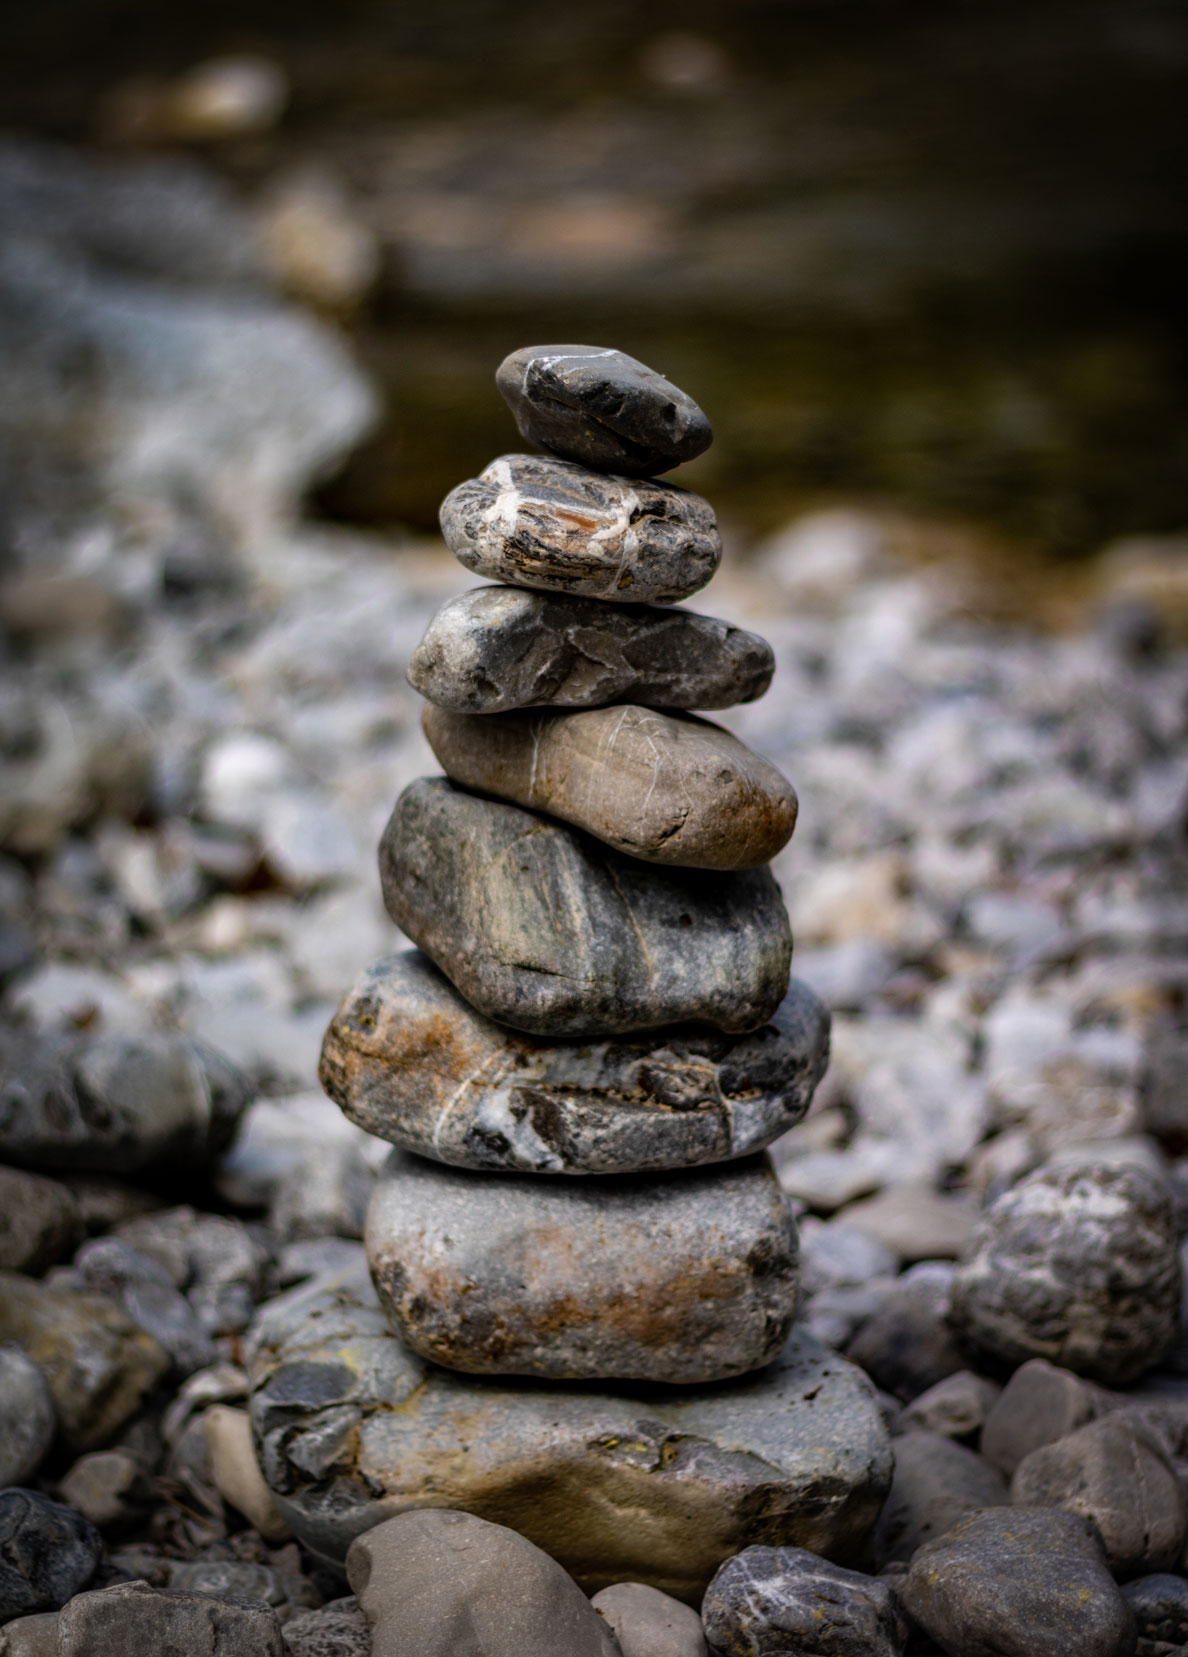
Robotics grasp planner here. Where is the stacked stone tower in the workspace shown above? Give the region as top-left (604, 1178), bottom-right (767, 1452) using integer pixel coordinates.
top-left (268, 346), bottom-right (890, 1595)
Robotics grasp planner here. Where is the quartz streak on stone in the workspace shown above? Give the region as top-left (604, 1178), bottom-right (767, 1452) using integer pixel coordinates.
top-left (701, 1546), bottom-right (905, 1657)
top-left (495, 344), bottom-right (712, 477)
top-left (319, 951), bottom-right (828, 1176)
top-left (408, 586), bottom-right (774, 715)
top-left (379, 780), bottom-right (792, 1036)
top-left (423, 704), bottom-right (797, 870)
top-left (365, 1148), bottom-right (798, 1383)
top-left (246, 1258), bottom-right (892, 1601)
top-left (439, 454), bottom-right (720, 603)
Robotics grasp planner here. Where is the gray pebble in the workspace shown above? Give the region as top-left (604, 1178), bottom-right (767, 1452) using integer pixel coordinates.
top-left (440, 453), bottom-right (720, 603)
top-left (0, 1168), bottom-right (82, 1276)
top-left (702, 1545), bottom-right (905, 1657)
top-left (844, 1263), bottom-right (967, 1402)
top-left (590, 1583), bottom-right (707, 1657)
top-left (0, 1348), bottom-right (56, 1488)
top-left (408, 586), bottom-right (773, 714)
top-left (495, 343), bottom-right (712, 476)
top-left (1122, 1575), bottom-right (1188, 1651)
top-left (0, 1489), bottom-right (102, 1623)
top-left (73, 1236), bottom-right (216, 1374)
top-left (898, 1371), bottom-right (1002, 1442)
top-left (980, 1357), bottom-right (1100, 1476)
top-left (55, 1579), bottom-right (285, 1656)
top-left (873, 1428), bottom-right (1008, 1567)
top-left (56, 1449), bottom-right (149, 1532)
top-left (0, 1611), bottom-right (59, 1656)
top-left (282, 1596), bottom-right (371, 1657)
top-left (379, 778), bottom-right (792, 1037)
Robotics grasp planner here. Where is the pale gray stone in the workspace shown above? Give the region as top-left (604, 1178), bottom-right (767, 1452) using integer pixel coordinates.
top-left (319, 950), bottom-right (829, 1176)
top-left (366, 1148), bottom-right (798, 1383)
top-left (898, 1370), bottom-right (1002, 1442)
top-left (701, 1546), bottom-right (905, 1657)
top-left (439, 454), bottom-right (720, 603)
top-left (379, 779), bottom-right (792, 1036)
top-left (0, 1611), bottom-right (59, 1656)
top-left (590, 1583), bottom-right (707, 1657)
top-left (347, 1510), bottom-right (620, 1657)
top-left (950, 1161), bottom-right (1182, 1384)
top-left (408, 586), bottom-right (773, 714)
top-left (245, 1256), bottom-right (893, 1601)
top-left (422, 703), bottom-right (797, 870)
top-left (495, 343), bottom-right (712, 476)
top-left (56, 1449), bottom-right (149, 1531)
top-left (980, 1358), bottom-right (1100, 1476)
top-left (0, 1347), bottom-right (56, 1487)
top-left (55, 1579), bottom-right (285, 1656)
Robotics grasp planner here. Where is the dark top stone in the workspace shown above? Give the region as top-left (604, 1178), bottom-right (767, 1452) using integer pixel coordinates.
top-left (495, 344), bottom-right (712, 477)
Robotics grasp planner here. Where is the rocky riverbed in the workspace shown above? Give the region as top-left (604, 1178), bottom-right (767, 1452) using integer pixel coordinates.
top-left (2, 139), bottom-right (1188, 1656)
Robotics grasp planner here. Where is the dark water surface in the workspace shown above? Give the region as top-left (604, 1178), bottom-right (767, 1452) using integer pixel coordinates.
top-left (4, 0), bottom-right (1187, 553)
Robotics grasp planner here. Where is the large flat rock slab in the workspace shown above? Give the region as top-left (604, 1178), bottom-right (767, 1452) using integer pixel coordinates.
top-left (439, 454), bottom-right (720, 603)
top-left (318, 951), bottom-right (829, 1176)
top-left (365, 1149), bottom-right (798, 1384)
top-left (407, 586), bottom-right (774, 715)
top-left (423, 703), bottom-right (797, 870)
top-left (379, 779), bottom-right (792, 1036)
top-left (245, 1255), bottom-right (893, 1603)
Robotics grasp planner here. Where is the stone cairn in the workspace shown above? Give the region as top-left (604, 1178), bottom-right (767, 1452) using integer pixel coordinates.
top-left (252, 345), bottom-right (891, 1602)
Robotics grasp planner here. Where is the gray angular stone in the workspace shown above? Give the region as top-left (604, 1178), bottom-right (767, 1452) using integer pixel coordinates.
top-left (899, 1507), bottom-right (1135, 1657)
top-left (282, 1596), bottom-right (370, 1657)
top-left (320, 950), bottom-right (829, 1176)
top-left (439, 454), bottom-right (720, 603)
top-left (0, 1489), bottom-right (102, 1623)
top-left (0, 1271), bottom-right (170, 1452)
top-left (590, 1583), bottom-right (707, 1657)
top-left (366, 1148), bottom-right (798, 1383)
top-left (408, 586), bottom-right (773, 714)
top-left (0, 1168), bottom-right (82, 1275)
top-left (74, 1237), bottom-right (217, 1375)
top-left (872, 1429), bottom-right (1008, 1567)
top-left (980, 1357), bottom-right (1100, 1475)
top-left (379, 779), bottom-right (792, 1037)
top-left (701, 1546), bottom-right (905, 1657)
top-left (55, 1579), bottom-right (285, 1656)
top-left (0, 1348), bottom-right (55, 1488)
top-left (347, 1510), bottom-right (620, 1657)
top-left (495, 343), bottom-right (712, 476)
top-left (423, 703), bottom-right (798, 871)
top-left (950, 1161), bottom-right (1182, 1385)
top-left (1011, 1415), bottom-right (1186, 1578)
top-left (245, 1256), bottom-right (892, 1602)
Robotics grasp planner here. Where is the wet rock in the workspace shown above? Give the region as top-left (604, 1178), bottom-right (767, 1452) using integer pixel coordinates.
top-left (844, 1263), bottom-right (968, 1402)
top-left (590, 1582), bottom-right (706, 1657)
top-left (423, 703), bottom-right (797, 870)
top-left (55, 1578), bottom-right (285, 1656)
top-left (1123, 1575), bottom-right (1188, 1653)
top-left (0, 1272), bottom-right (169, 1452)
top-left (1011, 1415), bottom-right (1186, 1578)
top-left (246, 1256), bottom-right (892, 1600)
top-left (408, 586), bottom-right (773, 714)
top-left (73, 1237), bottom-right (216, 1374)
top-left (57, 1449), bottom-right (149, 1532)
top-left (495, 343), bottom-right (712, 476)
top-left (899, 1507), bottom-right (1135, 1657)
top-left (366, 1148), bottom-right (797, 1383)
top-left (439, 454), bottom-right (720, 603)
top-left (898, 1371), bottom-right (1002, 1442)
top-left (0, 1349), bottom-right (55, 1488)
top-left (873, 1429), bottom-right (1008, 1567)
top-left (0, 1168), bottom-right (81, 1275)
top-left (282, 1595), bottom-right (371, 1657)
top-left (347, 1509), bottom-right (620, 1657)
top-left (980, 1358), bottom-right (1100, 1476)
top-left (950, 1161), bottom-right (1182, 1385)
top-left (0, 1489), bottom-right (102, 1622)
top-left (701, 1545), bottom-right (905, 1657)
top-left (379, 780), bottom-right (792, 1036)
top-left (321, 950), bottom-right (828, 1176)
top-left (205, 1406), bottom-right (293, 1543)
top-left (0, 1028), bottom-right (250, 1176)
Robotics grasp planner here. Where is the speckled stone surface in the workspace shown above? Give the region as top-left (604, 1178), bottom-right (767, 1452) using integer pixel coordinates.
top-left (318, 950), bottom-right (829, 1176)
top-left (949, 1161), bottom-right (1181, 1385)
top-left (245, 1255), bottom-right (893, 1602)
top-left (379, 779), bottom-right (792, 1036)
top-left (365, 1148), bottom-right (798, 1383)
top-left (439, 454), bottom-right (720, 603)
top-left (701, 1546), bottom-right (905, 1657)
top-left (422, 704), bottom-right (797, 870)
top-left (495, 344), bottom-right (712, 476)
top-left (407, 586), bottom-right (774, 715)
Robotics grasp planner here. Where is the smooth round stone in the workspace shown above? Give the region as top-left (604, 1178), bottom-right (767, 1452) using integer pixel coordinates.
top-left (347, 1511), bottom-right (620, 1657)
top-left (0, 1167), bottom-right (83, 1275)
top-left (319, 950), bottom-right (829, 1176)
top-left (422, 704), bottom-right (797, 871)
top-left (246, 1257), bottom-right (893, 1602)
top-left (0, 1489), bottom-right (102, 1623)
top-left (439, 454), bottom-right (720, 604)
top-left (950, 1161), bottom-right (1181, 1385)
top-left (899, 1508), bottom-right (1135, 1657)
top-left (366, 1148), bottom-right (798, 1384)
top-left (0, 1347), bottom-right (56, 1488)
top-left (872, 1429), bottom-right (1007, 1567)
top-left (495, 344), bottom-right (712, 477)
top-left (379, 779), bottom-right (792, 1037)
top-left (589, 1583), bottom-right (707, 1657)
top-left (408, 586), bottom-right (774, 715)
top-left (701, 1547), bottom-right (905, 1657)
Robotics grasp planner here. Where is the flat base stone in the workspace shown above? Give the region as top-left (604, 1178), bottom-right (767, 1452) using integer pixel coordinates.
top-left (246, 1256), bottom-right (892, 1605)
